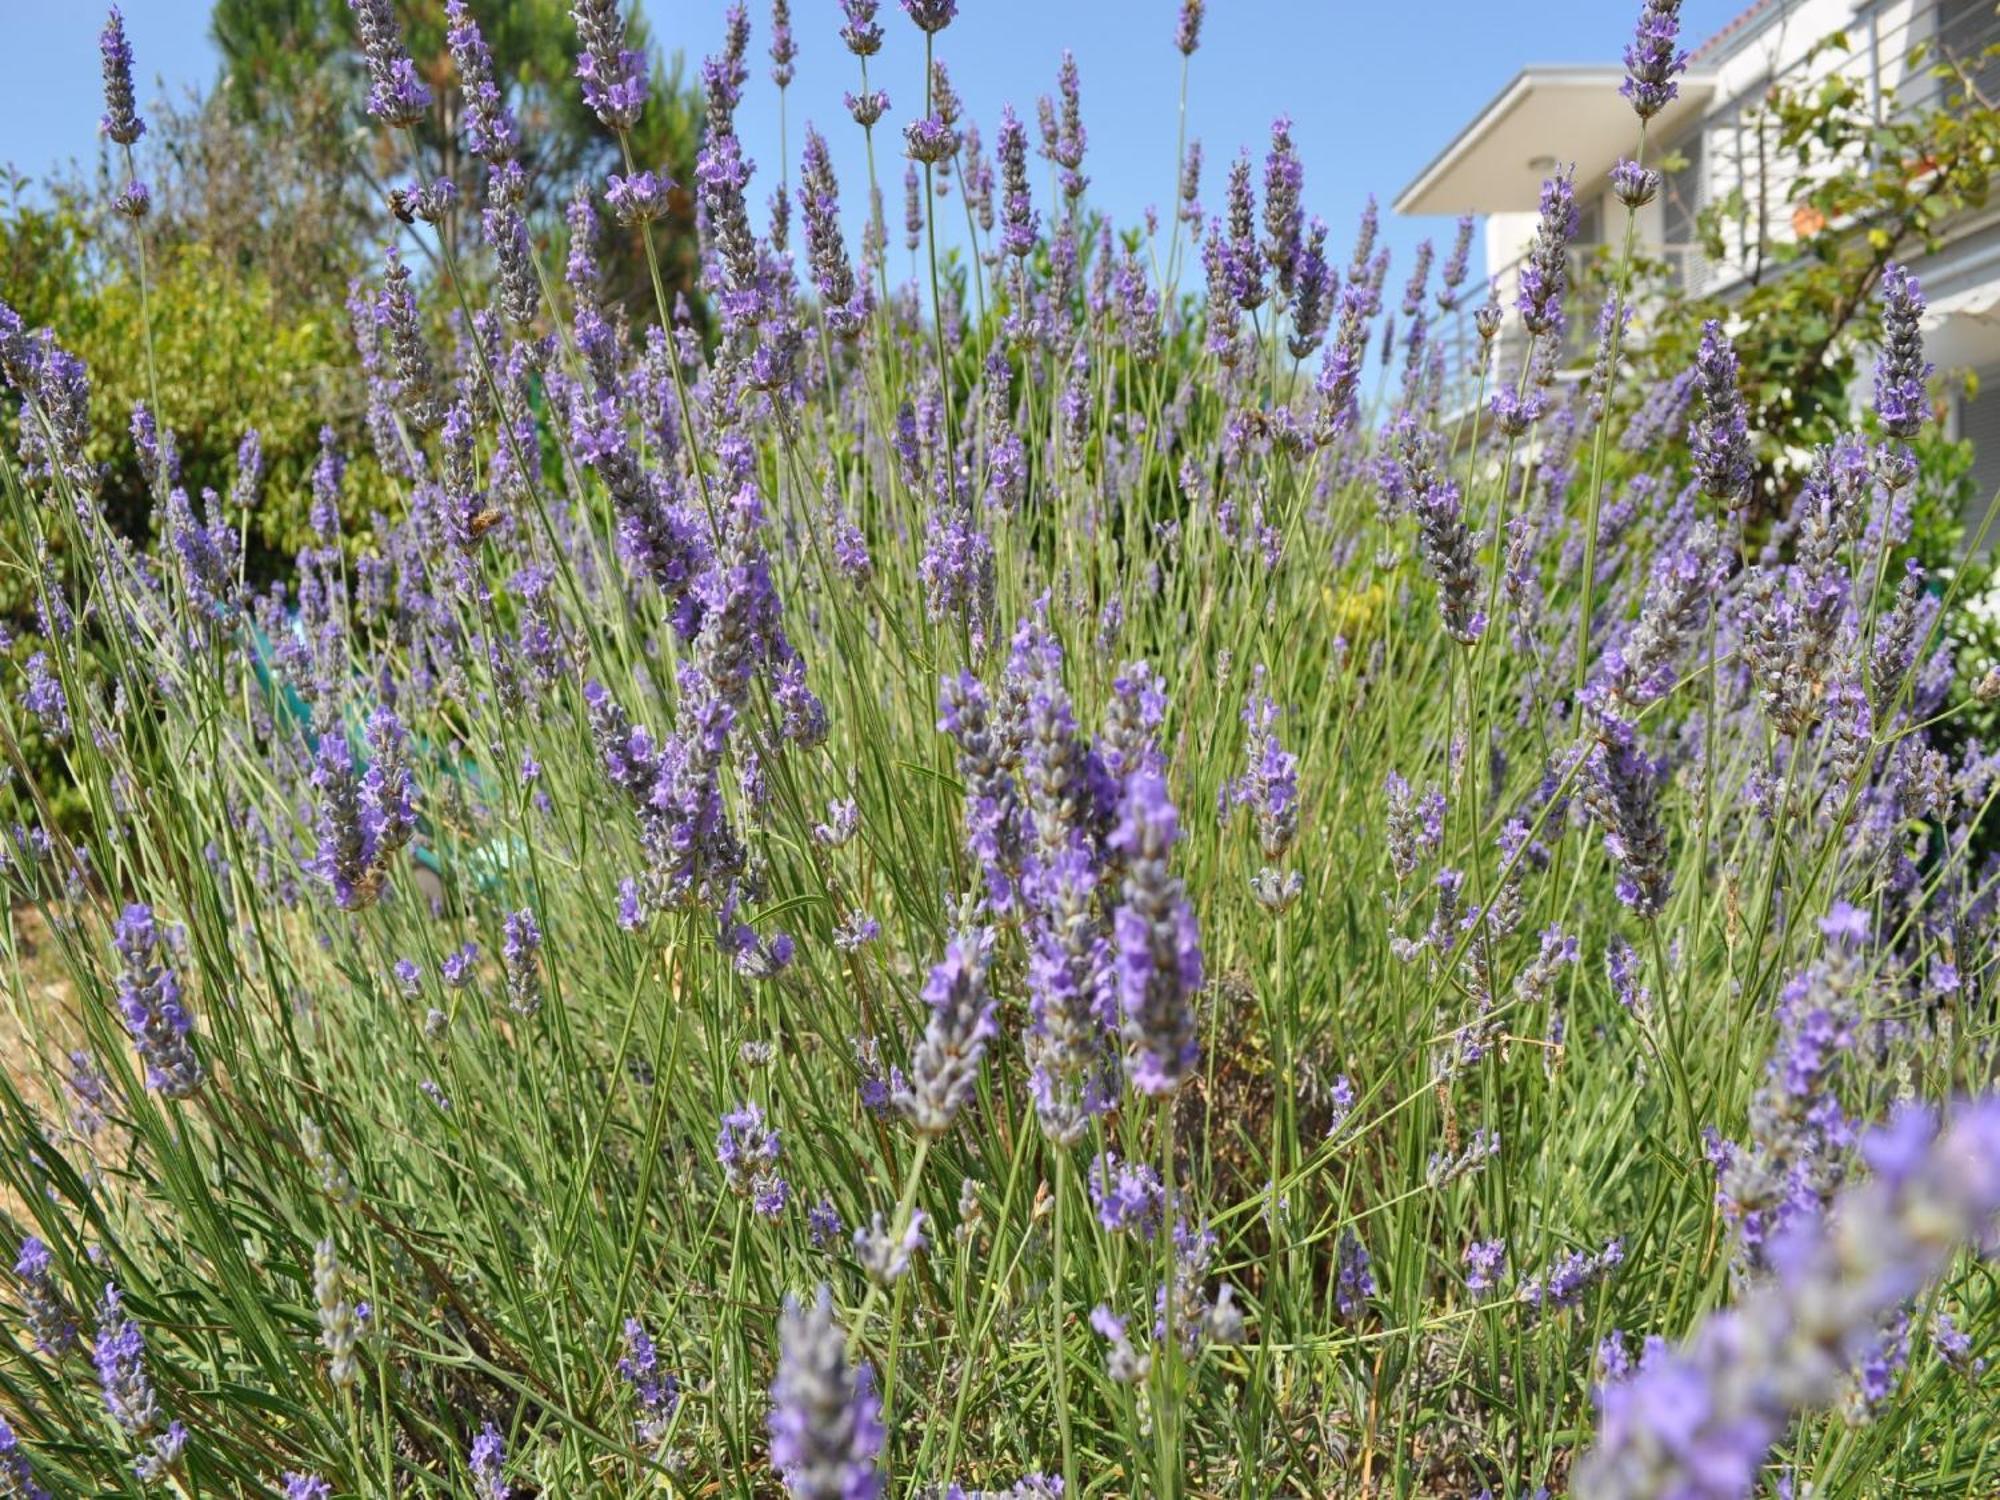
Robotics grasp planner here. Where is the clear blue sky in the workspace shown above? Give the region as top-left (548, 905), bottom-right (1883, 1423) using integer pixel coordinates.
top-left (0, 0), bottom-right (1752, 285)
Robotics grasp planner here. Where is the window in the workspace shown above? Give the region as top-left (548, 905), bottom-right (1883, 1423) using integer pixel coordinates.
top-left (1962, 370), bottom-right (2000, 550)
top-left (1661, 128), bottom-right (1704, 242)
top-left (1660, 127), bottom-right (1706, 290)
top-left (1937, 0), bottom-right (2000, 109)
top-left (1575, 195), bottom-right (1603, 249)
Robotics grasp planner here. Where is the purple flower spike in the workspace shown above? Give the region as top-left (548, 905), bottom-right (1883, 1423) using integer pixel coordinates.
top-left (0, 1418), bottom-right (49, 1500)
top-left (99, 9), bottom-right (145, 144)
top-left (1690, 319), bottom-right (1753, 508)
top-left (1578, 1098), bottom-right (2000, 1498)
top-left (897, 926), bottom-right (998, 1134)
top-left (571, 0), bottom-right (649, 131)
top-left (113, 905), bottom-right (204, 1098)
top-left (445, 0), bottom-right (520, 162)
top-left (1622, 0), bottom-right (1688, 121)
top-left (14, 1238), bottom-right (78, 1356)
top-left (1175, 0), bottom-right (1205, 55)
top-left (348, 0), bottom-right (432, 126)
top-left (769, 1284), bottom-right (884, 1500)
top-left (1110, 773), bottom-right (1203, 1097)
top-left (840, 0), bottom-right (884, 56)
top-left (470, 1421), bottom-right (508, 1499)
top-left (1874, 263), bottom-right (1931, 440)
top-left (901, 0), bottom-right (956, 33)
top-left (1516, 167), bottom-right (1578, 338)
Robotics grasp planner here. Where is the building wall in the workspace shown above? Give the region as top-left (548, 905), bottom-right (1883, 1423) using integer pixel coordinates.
top-left (1480, 2), bottom-right (1992, 291)
top-left (1451, 0), bottom-right (2000, 518)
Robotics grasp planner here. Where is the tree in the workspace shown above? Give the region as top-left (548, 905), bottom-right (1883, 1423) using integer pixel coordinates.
top-left (208, 0), bottom-right (704, 317)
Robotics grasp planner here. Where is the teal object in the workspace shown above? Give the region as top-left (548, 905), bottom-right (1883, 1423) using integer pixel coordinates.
top-left (242, 620), bottom-right (524, 890)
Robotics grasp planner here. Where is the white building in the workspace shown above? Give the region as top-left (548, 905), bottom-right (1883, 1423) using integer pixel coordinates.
top-left (1396, 0), bottom-right (2000, 506)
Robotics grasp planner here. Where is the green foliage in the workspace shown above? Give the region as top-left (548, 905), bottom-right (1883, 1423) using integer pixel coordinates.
top-left (1635, 29), bottom-right (2000, 496)
top-left (0, 190), bottom-right (386, 585)
top-left (210, 0), bottom-right (706, 319)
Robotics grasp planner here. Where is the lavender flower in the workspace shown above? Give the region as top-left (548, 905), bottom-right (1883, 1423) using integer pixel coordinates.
top-left (1335, 1231), bottom-right (1375, 1322)
top-left (606, 170), bottom-right (673, 224)
top-left (1519, 1238), bottom-right (1623, 1313)
top-left (619, 1318), bottom-right (681, 1449)
top-left (1621, 0), bottom-right (1688, 120)
top-left (1412, 475), bottom-right (1487, 645)
top-left (14, 1238), bottom-right (78, 1356)
top-left (1576, 1099), bottom-right (2000, 1498)
top-left (0, 1421), bottom-right (50, 1500)
top-left (230, 428), bottom-right (263, 511)
top-left (313, 1239), bottom-right (360, 1386)
top-left (1110, 774), bottom-right (1203, 1096)
top-left (1582, 701), bottom-right (1671, 919)
top-left (1605, 517), bottom-right (1726, 706)
top-left (112, 904), bottom-right (204, 1098)
top-left (1516, 168), bottom-right (1578, 338)
top-left (1091, 1304), bottom-right (1151, 1383)
top-left (1179, 138), bottom-right (1204, 228)
top-left (717, 1102), bottom-right (788, 1216)
top-left (1710, 911), bottom-right (1868, 1274)
top-left (572, 0), bottom-right (648, 130)
top-left (800, 127), bottom-right (869, 336)
top-left (897, 926), bottom-right (997, 1134)
top-left (1235, 667), bottom-right (1299, 863)
top-left (1933, 1311), bottom-right (1987, 1378)
top-left (1090, 1153), bottom-right (1165, 1237)
top-left (469, 1422), bottom-right (508, 1500)
top-left (1429, 1126), bottom-right (1502, 1188)
top-left (441, 943), bottom-right (479, 988)
top-left (1025, 842), bottom-right (1115, 1144)
top-left (853, 1208), bottom-right (926, 1284)
top-left (1261, 116), bottom-right (1304, 289)
top-left (1874, 263), bottom-right (1931, 440)
top-left (1611, 157), bottom-right (1660, 208)
top-left (938, 672), bottom-right (1024, 908)
top-left (770, 0), bottom-right (796, 88)
top-left (114, 182), bottom-right (153, 226)
top-left (1689, 320), bottom-right (1753, 508)
top-left (1174, 0), bottom-right (1205, 54)
top-left (20, 655), bottom-right (69, 744)
top-left (1383, 771), bottom-right (1438, 886)
top-left (1046, 52), bottom-right (1089, 203)
top-left (99, 8), bottom-right (145, 144)
top-left (1287, 218), bottom-right (1333, 357)
top-left (348, 0), bottom-right (432, 126)
top-left (808, 1198), bottom-right (845, 1248)
top-left (839, 0), bottom-right (883, 56)
top-left (995, 107), bottom-right (1038, 262)
top-left (901, 0), bottom-right (957, 31)
top-left (1464, 1238), bottom-right (1507, 1296)
top-left (769, 1285), bottom-right (884, 1500)
top-left (1436, 215), bottom-right (1475, 311)
top-left (283, 1475), bottom-right (331, 1500)
top-left (501, 908), bottom-right (543, 1017)
top-left (1871, 559), bottom-right (1932, 709)
top-left (309, 709), bottom-right (417, 911)
top-left (379, 249), bottom-right (440, 431)
top-left (94, 1284), bottom-right (165, 1441)
top-left (1326, 1076), bottom-right (1357, 1141)
top-left (446, 0), bottom-right (519, 162)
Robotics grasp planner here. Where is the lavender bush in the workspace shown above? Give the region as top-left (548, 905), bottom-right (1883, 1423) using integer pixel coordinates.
top-left (0, 2), bottom-right (1996, 1495)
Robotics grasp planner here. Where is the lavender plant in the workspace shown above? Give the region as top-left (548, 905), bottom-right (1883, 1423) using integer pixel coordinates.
top-left (0, 3), bottom-right (1993, 1497)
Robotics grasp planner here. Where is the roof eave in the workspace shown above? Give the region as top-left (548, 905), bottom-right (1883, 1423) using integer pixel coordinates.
top-left (1394, 67), bottom-right (1716, 217)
